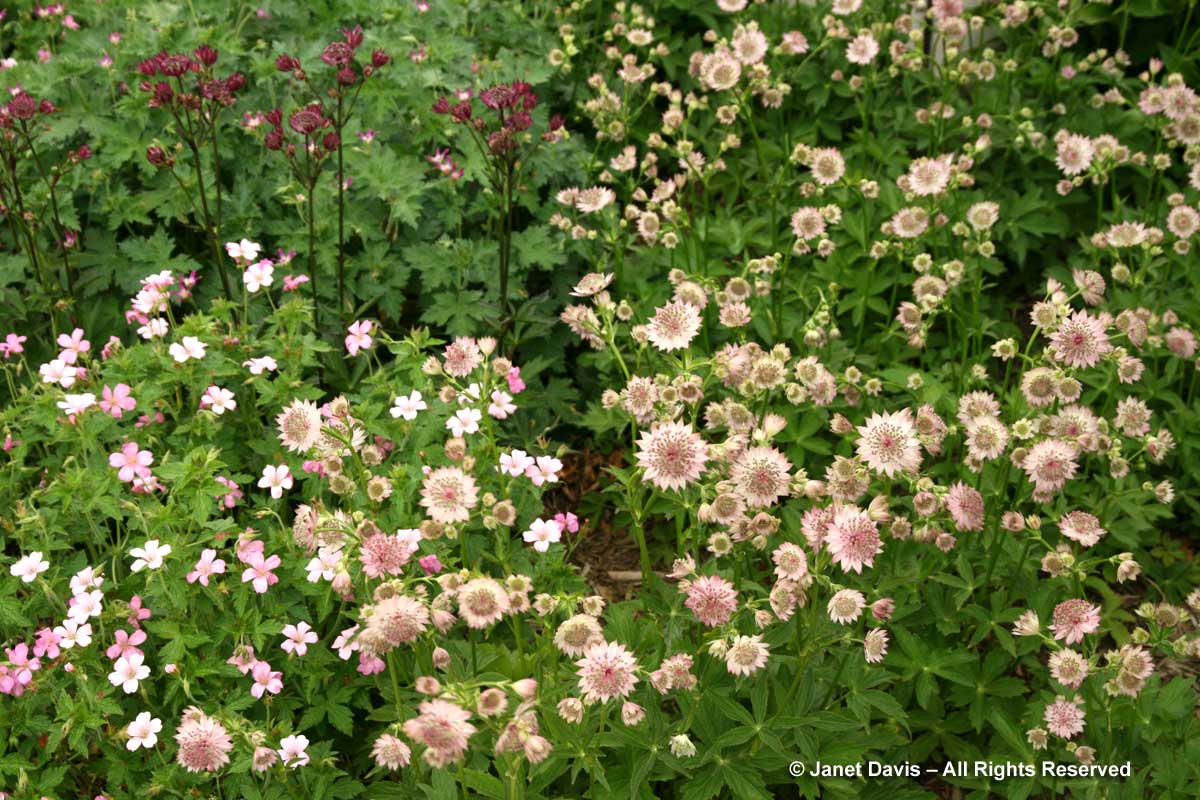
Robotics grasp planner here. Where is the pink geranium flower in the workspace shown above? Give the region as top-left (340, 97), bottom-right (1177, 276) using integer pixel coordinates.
top-left (0, 332), bottom-right (26, 358)
top-left (187, 549), bottom-right (227, 586)
top-left (241, 552), bottom-right (281, 593)
top-left (345, 320), bottom-right (374, 356)
top-left (106, 628), bottom-right (147, 661)
top-left (100, 384), bottom-right (137, 418)
top-left (281, 621), bottom-right (318, 656)
top-left (56, 328), bottom-right (91, 364)
top-left (109, 443), bottom-right (153, 482)
top-left (282, 274), bottom-right (310, 291)
top-left (250, 660), bottom-right (282, 698)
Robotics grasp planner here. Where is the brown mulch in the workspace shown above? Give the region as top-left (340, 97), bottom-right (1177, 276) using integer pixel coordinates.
top-left (546, 446), bottom-right (644, 601)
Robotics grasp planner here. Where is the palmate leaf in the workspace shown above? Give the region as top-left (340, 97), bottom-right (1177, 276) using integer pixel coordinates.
top-left (421, 288), bottom-right (494, 335)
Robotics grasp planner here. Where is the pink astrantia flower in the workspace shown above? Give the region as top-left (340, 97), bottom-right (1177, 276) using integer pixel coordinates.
top-left (725, 634), bottom-right (770, 676)
top-left (1049, 311), bottom-right (1111, 368)
top-left (684, 575), bottom-right (739, 627)
top-left (1044, 697), bottom-right (1086, 739)
top-left (100, 384), bottom-right (137, 418)
top-left (826, 506), bottom-right (883, 573)
top-left (401, 700), bottom-right (476, 767)
top-left (646, 300), bottom-right (702, 351)
top-left (576, 641), bottom-right (639, 704)
top-left (635, 422), bottom-right (708, 491)
top-left (345, 320), bottom-right (373, 356)
top-left (241, 552), bottom-right (281, 593)
top-left (855, 409), bottom-right (921, 477)
top-left (945, 482), bottom-right (985, 532)
top-left (1049, 599), bottom-right (1101, 645)
top-left (506, 367), bottom-right (525, 393)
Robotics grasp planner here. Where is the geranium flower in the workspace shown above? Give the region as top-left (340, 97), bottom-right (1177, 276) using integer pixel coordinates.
top-left (345, 320), bottom-right (373, 356)
top-left (200, 385), bottom-right (237, 415)
top-left (250, 660), bottom-right (283, 698)
top-left (168, 336), bottom-right (207, 363)
top-left (129, 540), bottom-right (171, 572)
top-left (446, 408), bottom-right (481, 437)
top-left (53, 619), bottom-right (92, 649)
top-left (278, 734), bottom-right (310, 768)
top-left (390, 390), bottom-right (427, 420)
top-left (243, 356), bottom-right (278, 374)
top-left (10, 552), bottom-right (49, 583)
top-left (39, 358), bottom-right (76, 387)
top-left (258, 464), bottom-right (293, 499)
top-left (56, 328), bottom-right (91, 363)
top-left (500, 449), bottom-right (534, 477)
top-left (0, 332), bottom-right (26, 358)
top-left (100, 384), bottom-right (137, 417)
top-left (243, 259), bottom-right (274, 293)
top-left (186, 549), bottom-right (227, 586)
top-left (225, 239), bottom-right (261, 262)
top-left (108, 653), bottom-right (150, 693)
top-left (281, 622), bottom-right (318, 656)
top-left (110, 442), bottom-right (154, 483)
top-left (126, 712), bottom-right (162, 751)
top-left (522, 518), bottom-right (562, 553)
top-left (241, 552), bottom-right (281, 593)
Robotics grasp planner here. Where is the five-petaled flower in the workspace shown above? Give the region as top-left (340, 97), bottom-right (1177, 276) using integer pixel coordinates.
top-left (108, 653), bottom-right (151, 694)
top-left (259, 464), bottom-right (294, 499)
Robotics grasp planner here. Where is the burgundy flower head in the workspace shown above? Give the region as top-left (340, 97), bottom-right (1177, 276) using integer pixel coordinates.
top-left (289, 106), bottom-right (327, 135)
top-left (137, 52), bottom-right (167, 77)
top-left (275, 53), bottom-right (300, 73)
top-left (8, 93), bottom-right (38, 120)
top-left (321, 41), bottom-right (354, 67)
top-left (341, 25), bottom-right (364, 49)
top-left (159, 53), bottom-right (193, 77)
top-left (194, 45), bottom-right (219, 67)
